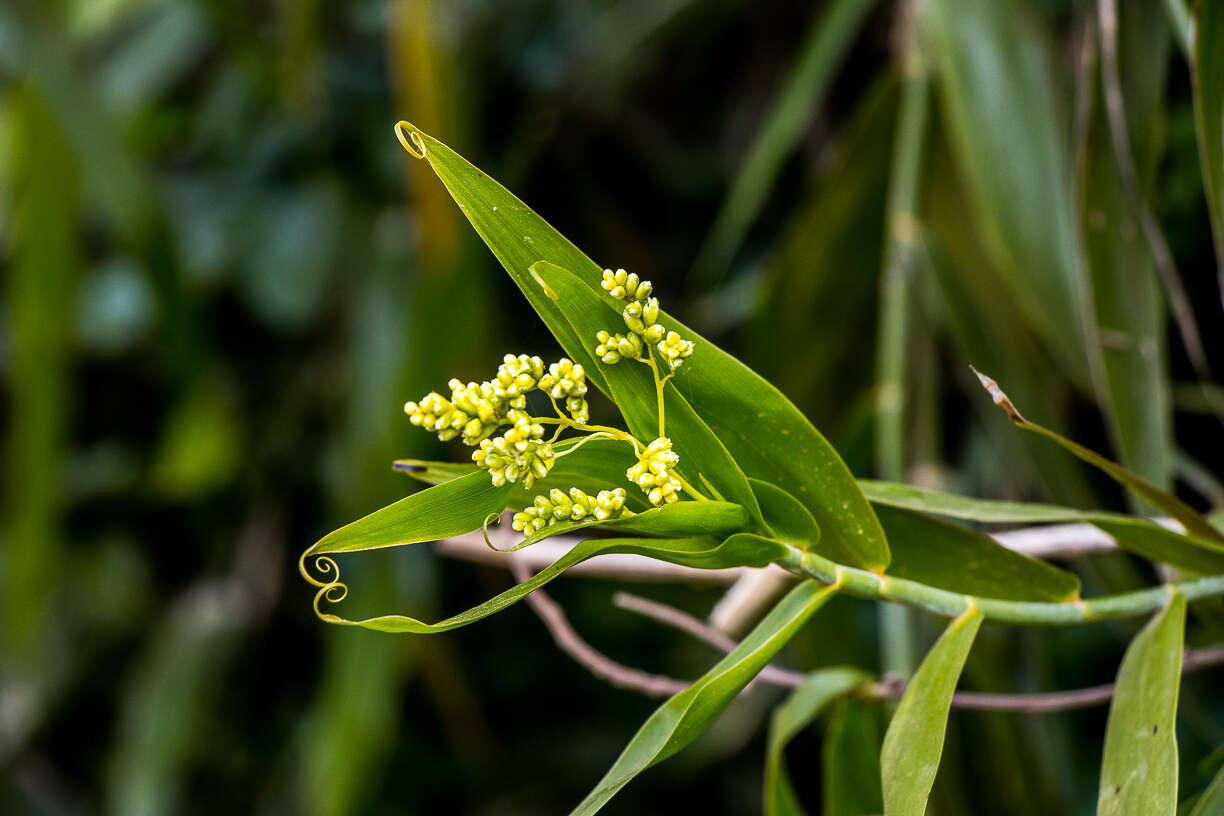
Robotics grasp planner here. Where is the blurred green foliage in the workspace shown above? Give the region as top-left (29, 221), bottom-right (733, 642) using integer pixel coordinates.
top-left (1, 0), bottom-right (1221, 813)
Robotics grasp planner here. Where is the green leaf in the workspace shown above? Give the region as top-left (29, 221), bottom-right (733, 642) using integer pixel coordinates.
top-left (881, 607), bottom-right (983, 816)
top-left (310, 535), bottom-right (787, 635)
top-left (876, 505), bottom-right (1080, 602)
top-left (972, 369), bottom-right (1224, 544)
top-left (395, 435), bottom-right (648, 511)
top-left (751, 478), bottom-right (821, 551)
top-left (764, 667), bottom-right (868, 816)
top-left (1077, 1), bottom-right (1173, 494)
top-left (823, 699), bottom-right (884, 816)
top-left (1187, 762), bottom-right (1224, 816)
top-left (307, 471), bottom-right (511, 556)
top-left (395, 121), bottom-right (888, 570)
top-left (1098, 591), bottom-right (1186, 815)
top-left (862, 479), bottom-right (1224, 575)
top-left (1195, 0), bottom-right (1224, 283)
top-left (508, 500), bottom-right (750, 551)
top-left (572, 581), bottom-right (838, 815)
top-left (922, 0), bottom-right (1090, 383)
top-left (529, 260), bottom-right (765, 525)
top-left (692, 0), bottom-right (877, 281)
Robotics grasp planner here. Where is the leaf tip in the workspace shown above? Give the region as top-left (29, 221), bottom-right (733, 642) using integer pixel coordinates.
top-left (969, 365), bottom-right (1026, 424)
top-left (393, 120), bottom-right (427, 159)
top-left (392, 459), bottom-right (426, 473)
top-left (529, 261), bottom-right (560, 301)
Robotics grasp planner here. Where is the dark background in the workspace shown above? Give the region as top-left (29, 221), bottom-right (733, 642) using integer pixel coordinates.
top-left (2, 0), bottom-right (1222, 813)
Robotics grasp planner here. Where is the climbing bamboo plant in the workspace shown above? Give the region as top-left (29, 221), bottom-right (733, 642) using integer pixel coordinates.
top-left (298, 122), bottom-right (1224, 815)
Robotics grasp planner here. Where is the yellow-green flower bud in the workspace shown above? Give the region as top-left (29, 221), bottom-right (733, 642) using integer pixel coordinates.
top-left (494, 353), bottom-right (545, 407)
top-left (594, 330), bottom-right (643, 364)
top-left (473, 416), bottom-right (555, 489)
top-left (601, 268), bottom-right (654, 303)
top-left (539, 358), bottom-right (590, 423)
top-left (404, 392), bottom-right (469, 442)
top-left (656, 331), bottom-right (694, 371)
top-left (511, 486), bottom-right (628, 532)
top-left (626, 437), bottom-right (683, 506)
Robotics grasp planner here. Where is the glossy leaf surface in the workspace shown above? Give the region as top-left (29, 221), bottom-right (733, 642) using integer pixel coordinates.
top-left (396, 122), bottom-right (888, 569)
top-left (877, 505), bottom-right (1080, 602)
top-left (881, 608), bottom-right (983, 816)
top-left (764, 667), bottom-right (868, 816)
top-left (1098, 592), bottom-right (1185, 815)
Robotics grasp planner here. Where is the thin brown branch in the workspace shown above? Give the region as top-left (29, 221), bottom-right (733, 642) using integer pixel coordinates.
top-left (509, 559), bottom-right (687, 698)
top-left (611, 591), bottom-right (1224, 714)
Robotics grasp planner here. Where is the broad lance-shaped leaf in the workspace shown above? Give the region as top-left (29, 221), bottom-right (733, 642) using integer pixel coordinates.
top-left (530, 260), bottom-right (765, 527)
top-left (309, 473), bottom-right (747, 557)
top-left (571, 581), bottom-right (838, 816)
top-left (307, 470), bottom-right (512, 555)
top-left (751, 478), bottom-right (821, 551)
top-left (1195, 0), bottom-right (1224, 287)
top-left (862, 479), bottom-right (1224, 575)
top-left (309, 534), bottom-right (788, 634)
top-left (823, 699), bottom-right (884, 816)
top-left (764, 667), bottom-right (869, 816)
top-left (393, 121), bottom-right (888, 570)
top-left (881, 607), bottom-right (983, 816)
top-left (876, 505), bottom-right (1080, 602)
top-left (973, 369), bottom-right (1224, 545)
top-left (1098, 591), bottom-right (1185, 815)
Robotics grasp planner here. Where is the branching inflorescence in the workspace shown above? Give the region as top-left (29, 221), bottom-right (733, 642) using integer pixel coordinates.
top-left (403, 269), bottom-right (696, 540)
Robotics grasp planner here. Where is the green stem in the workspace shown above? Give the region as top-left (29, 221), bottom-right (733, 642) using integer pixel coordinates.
top-left (776, 544), bottom-right (1223, 625)
top-left (536, 418), bottom-right (645, 454)
top-left (875, 18), bottom-right (930, 682)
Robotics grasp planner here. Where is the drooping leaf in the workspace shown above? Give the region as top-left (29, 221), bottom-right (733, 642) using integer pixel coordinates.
top-left (572, 581), bottom-right (838, 815)
top-left (764, 667), bottom-right (868, 816)
top-left (395, 122), bottom-right (889, 570)
top-left (307, 471), bottom-right (512, 556)
top-left (309, 535), bottom-right (787, 635)
top-left (529, 260), bottom-right (764, 525)
top-left (922, 0), bottom-right (1090, 383)
top-left (1098, 591), bottom-right (1186, 815)
top-left (862, 479), bottom-right (1224, 574)
top-left (750, 478), bottom-right (821, 551)
top-left (877, 505), bottom-right (1080, 602)
top-left (972, 368), bottom-right (1224, 544)
top-left (881, 607), bottom-right (983, 816)
top-left (823, 698), bottom-right (884, 816)
top-left (1194, 0), bottom-right (1224, 284)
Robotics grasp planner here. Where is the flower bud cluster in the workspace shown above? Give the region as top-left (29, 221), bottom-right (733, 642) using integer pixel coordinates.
top-left (404, 379), bottom-right (502, 446)
top-left (594, 330), bottom-right (644, 364)
top-left (472, 409), bottom-right (555, 488)
top-left (511, 487), bottom-right (627, 533)
top-left (595, 268), bottom-right (693, 372)
top-left (656, 331), bottom-right (693, 371)
top-left (538, 358), bottom-right (590, 424)
top-left (626, 437), bottom-right (683, 506)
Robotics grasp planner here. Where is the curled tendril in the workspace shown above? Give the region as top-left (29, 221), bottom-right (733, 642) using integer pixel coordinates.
top-left (394, 121), bottom-right (426, 159)
top-left (481, 511), bottom-right (539, 553)
top-left (299, 550), bottom-right (349, 617)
